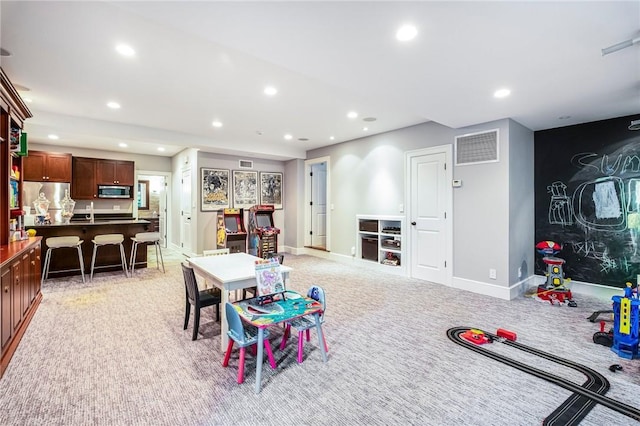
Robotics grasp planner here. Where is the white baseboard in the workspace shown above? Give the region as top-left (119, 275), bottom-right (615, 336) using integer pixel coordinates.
top-left (451, 276), bottom-right (532, 300)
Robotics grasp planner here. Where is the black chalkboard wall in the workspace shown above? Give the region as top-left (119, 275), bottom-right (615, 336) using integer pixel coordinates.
top-left (535, 114), bottom-right (640, 288)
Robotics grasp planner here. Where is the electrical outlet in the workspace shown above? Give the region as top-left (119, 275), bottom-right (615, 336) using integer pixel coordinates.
top-left (489, 269), bottom-right (497, 280)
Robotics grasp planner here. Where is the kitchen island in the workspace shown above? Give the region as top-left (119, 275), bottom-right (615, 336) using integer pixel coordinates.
top-left (27, 219), bottom-right (151, 279)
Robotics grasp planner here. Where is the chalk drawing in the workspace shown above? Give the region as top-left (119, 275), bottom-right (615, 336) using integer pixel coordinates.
top-left (593, 180), bottom-right (621, 219)
top-left (547, 181), bottom-right (573, 225)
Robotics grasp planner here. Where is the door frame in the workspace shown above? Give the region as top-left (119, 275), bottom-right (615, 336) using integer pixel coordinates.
top-left (136, 170), bottom-right (172, 248)
top-left (405, 145), bottom-right (453, 285)
top-left (304, 156), bottom-right (331, 251)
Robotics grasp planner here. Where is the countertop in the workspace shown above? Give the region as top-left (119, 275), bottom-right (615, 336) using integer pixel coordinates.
top-left (27, 219), bottom-right (150, 228)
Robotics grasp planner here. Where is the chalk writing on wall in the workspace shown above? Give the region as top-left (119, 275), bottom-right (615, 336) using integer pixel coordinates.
top-left (535, 115), bottom-right (640, 289)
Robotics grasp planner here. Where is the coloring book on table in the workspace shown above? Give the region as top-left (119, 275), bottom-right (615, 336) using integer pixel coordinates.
top-left (255, 258), bottom-right (285, 296)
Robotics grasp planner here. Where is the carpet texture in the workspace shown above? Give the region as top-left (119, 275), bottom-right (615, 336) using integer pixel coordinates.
top-left (1, 249), bottom-right (639, 425)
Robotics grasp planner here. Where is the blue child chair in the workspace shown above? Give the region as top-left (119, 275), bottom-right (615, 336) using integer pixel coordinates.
top-left (222, 302), bottom-right (277, 384)
top-left (279, 285), bottom-right (328, 363)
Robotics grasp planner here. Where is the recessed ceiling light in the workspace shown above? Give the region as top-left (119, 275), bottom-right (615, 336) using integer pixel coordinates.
top-left (0, 47), bottom-right (11, 57)
top-left (212, 120), bottom-right (223, 128)
top-left (284, 134), bottom-right (293, 140)
top-left (48, 134), bottom-right (59, 140)
top-left (363, 117), bottom-right (377, 122)
top-left (396, 24), bottom-right (417, 42)
top-left (157, 147), bottom-right (165, 152)
top-left (118, 142), bottom-right (128, 148)
top-left (347, 111), bottom-right (358, 119)
top-left (264, 86), bottom-right (278, 96)
top-left (329, 136), bottom-right (335, 141)
top-left (115, 44), bottom-right (135, 57)
top-left (107, 101), bottom-right (121, 109)
top-left (493, 88), bottom-right (511, 98)
top-left (363, 127), bottom-right (369, 131)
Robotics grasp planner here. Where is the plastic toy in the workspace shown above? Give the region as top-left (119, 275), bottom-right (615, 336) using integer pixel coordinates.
top-left (610, 282), bottom-right (640, 359)
top-left (535, 240), bottom-right (577, 307)
top-left (460, 329), bottom-right (491, 345)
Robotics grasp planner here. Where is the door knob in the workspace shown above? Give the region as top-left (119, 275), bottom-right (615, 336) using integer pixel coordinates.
top-left (411, 221), bottom-right (416, 225)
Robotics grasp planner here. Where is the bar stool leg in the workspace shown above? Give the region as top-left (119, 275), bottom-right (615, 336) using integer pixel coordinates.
top-left (119, 243), bottom-right (129, 278)
top-left (77, 245), bottom-right (86, 283)
top-left (41, 248), bottom-right (52, 285)
top-left (90, 243), bottom-right (98, 281)
top-left (156, 242), bottom-right (165, 273)
top-left (129, 241), bottom-right (138, 275)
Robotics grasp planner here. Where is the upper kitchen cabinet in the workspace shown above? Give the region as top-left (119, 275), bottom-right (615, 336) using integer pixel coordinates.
top-left (96, 160), bottom-right (134, 186)
top-left (23, 151), bottom-right (72, 182)
top-left (71, 157), bottom-right (97, 200)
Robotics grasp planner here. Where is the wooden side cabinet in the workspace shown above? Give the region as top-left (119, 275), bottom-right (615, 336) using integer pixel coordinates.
top-left (23, 151), bottom-right (72, 182)
top-left (96, 160), bottom-right (134, 186)
top-left (72, 157), bottom-right (97, 199)
top-left (0, 238), bottom-right (42, 378)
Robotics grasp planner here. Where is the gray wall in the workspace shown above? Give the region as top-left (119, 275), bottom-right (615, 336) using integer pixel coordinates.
top-left (508, 119), bottom-right (535, 292)
top-left (307, 119), bottom-right (533, 295)
top-left (194, 151), bottom-right (285, 255)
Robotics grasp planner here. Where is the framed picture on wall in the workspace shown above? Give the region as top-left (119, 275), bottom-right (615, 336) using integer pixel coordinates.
top-left (260, 171), bottom-right (283, 209)
top-left (232, 170), bottom-right (258, 209)
top-left (201, 168), bottom-right (230, 211)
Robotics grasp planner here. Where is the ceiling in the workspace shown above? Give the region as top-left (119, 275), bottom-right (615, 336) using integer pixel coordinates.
top-left (1, 1), bottom-right (639, 161)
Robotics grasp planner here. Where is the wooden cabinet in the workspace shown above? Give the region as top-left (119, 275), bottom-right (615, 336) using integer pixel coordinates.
top-left (96, 159), bottom-right (134, 185)
top-left (0, 238), bottom-right (42, 377)
top-left (0, 267), bottom-right (11, 350)
top-left (22, 150), bottom-right (72, 182)
top-left (72, 157), bottom-right (97, 199)
top-left (1, 67), bottom-right (32, 245)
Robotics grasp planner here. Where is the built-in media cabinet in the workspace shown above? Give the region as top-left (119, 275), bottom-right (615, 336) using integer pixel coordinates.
top-left (356, 215), bottom-right (405, 276)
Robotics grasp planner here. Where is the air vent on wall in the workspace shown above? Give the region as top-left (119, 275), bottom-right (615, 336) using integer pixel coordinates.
top-left (238, 159), bottom-right (253, 169)
top-left (455, 129), bottom-right (499, 166)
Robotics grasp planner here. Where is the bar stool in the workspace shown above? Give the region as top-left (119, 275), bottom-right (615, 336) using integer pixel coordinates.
top-left (129, 232), bottom-right (165, 275)
top-left (90, 234), bottom-right (129, 281)
top-left (41, 236), bottom-right (85, 284)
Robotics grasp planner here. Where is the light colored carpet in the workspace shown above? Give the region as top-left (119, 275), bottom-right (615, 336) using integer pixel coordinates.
top-left (1, 248), bottom-right (639, 425)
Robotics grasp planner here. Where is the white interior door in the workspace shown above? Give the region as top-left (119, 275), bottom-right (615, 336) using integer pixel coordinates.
top-left (407, 147), bottom-right (452, 285)
top-left (311, 162), bottom-right (327, 249)
top-left (181, 169), bottom-right (192, 255)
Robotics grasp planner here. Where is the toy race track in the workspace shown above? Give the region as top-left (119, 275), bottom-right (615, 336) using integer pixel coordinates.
top-left (447, 326), bottom-right (640, 425)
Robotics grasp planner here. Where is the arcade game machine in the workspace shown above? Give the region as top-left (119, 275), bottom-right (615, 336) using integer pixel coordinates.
top-left (248, 205), bottom-right (280, 258)
top-left (216, 208), bottom-right (247, 253)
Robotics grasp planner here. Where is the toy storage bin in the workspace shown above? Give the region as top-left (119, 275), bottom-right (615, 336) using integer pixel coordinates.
top-left (359, 220), bottom-right (378, 233)
top-left (361, 237), bottom-right (378, 261)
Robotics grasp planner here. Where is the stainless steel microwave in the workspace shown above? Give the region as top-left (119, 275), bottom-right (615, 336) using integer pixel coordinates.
top-left (97, 185), bottom-right (131, 199)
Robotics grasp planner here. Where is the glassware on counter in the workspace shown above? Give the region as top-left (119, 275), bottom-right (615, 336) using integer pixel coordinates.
top-left (33, 192), bottom-right (51, 225)
top-left (60, 189), bottom-right (76, 224)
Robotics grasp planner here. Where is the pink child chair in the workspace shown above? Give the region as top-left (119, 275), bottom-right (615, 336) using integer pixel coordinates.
top-left (279, 285), bottom-right (328, 363)
top-left (222, 302), bottom-right (277, 384)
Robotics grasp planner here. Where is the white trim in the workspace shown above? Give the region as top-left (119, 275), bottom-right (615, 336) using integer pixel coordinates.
top-left (136, 169), bottom-right (172, 248)
top-left (304, 156), bottom-right (331, 251)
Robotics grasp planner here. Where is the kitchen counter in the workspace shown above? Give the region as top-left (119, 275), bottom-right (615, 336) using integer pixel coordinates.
top-left (26, 220), bottom-right (153, 278)
top-left (29, 219), bottom-right (150, 227)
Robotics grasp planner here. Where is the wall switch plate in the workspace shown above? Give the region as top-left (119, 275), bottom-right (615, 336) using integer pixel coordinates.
top-left (351, 246), bottom-right (355, 255)
top-left (399, 204), bottom-right (404, 212)
top-left (489, 269), bottom-right (497, 279)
